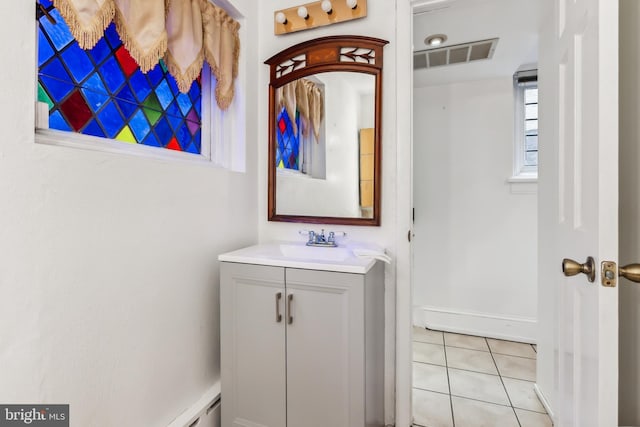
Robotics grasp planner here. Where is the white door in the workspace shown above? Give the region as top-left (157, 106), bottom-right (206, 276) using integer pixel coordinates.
top-left (284, 268), bottom-right (365, 427)
top-left (538, 0), bottom-right (618, 425)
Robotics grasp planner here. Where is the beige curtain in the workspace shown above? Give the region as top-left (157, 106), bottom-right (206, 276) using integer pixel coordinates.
top-left (54, 0), bottom-right (240, 109)
top-left (276, 78), bottom-right (324, 143)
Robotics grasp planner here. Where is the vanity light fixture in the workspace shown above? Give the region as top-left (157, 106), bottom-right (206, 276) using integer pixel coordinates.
top-left (275, 12), bottom-right (288, 25)
top-left (274, 0), bottom-right (367, 35)
top-left (425, 34), bottom-right (448, 47)
top-left (321, 0), bottom-right (333, 14)
top-left (298, 6), bottom-right (309, 19)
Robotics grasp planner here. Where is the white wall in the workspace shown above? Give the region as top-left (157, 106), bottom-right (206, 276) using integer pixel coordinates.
top-left (256, 2), bottom-right (400, 423)
top-left (412, 77), bottom-right (538, 342)
top-left (619, 0), bottom-right (640, 424)
top-left (0, 1), bottom-right (258, 426)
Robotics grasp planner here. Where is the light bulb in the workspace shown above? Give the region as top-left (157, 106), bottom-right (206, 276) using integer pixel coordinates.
top-left (275, 11), bottom-right (287, 24)
top-left (346, 0), bottom-right (358, 9)
top-left (297, 6), bottom-right (309, 19)
top-left (321, 0), bottom-right (333, 14)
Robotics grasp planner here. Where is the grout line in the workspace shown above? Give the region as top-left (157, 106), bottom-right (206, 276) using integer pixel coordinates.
top-left (487, 337), bottom-right (522, 427)
top-left (443, 342), bottom-right (456, 427)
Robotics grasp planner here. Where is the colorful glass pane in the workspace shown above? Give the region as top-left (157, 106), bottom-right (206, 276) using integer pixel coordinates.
top-left (37, 0), bottom-right (202, 154)
top-left (275, 107), bottom-right (300, 171)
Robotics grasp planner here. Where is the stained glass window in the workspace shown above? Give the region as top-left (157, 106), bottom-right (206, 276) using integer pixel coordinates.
top-left (36, 0), bottom-right (202, 154)
top-left (275, 107), bottom-right (300, 170)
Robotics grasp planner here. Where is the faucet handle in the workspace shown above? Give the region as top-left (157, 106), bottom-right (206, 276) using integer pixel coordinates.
top-left (328, 231), bottom-right (335, 243)
top-left (308, 230), bottom-right (316, 243)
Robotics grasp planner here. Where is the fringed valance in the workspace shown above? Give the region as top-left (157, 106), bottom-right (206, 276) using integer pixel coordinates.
top-left (53, 0), bottom-right (240, 109)
top-left (276, 78), bottom-right (324, 143)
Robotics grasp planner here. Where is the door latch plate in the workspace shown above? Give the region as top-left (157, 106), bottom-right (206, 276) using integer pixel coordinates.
top-left (601, 261), bottom-right (617, 287)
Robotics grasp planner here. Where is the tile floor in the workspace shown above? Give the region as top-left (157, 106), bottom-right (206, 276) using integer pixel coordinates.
top-left (413, 326), bottom-right (553, 427)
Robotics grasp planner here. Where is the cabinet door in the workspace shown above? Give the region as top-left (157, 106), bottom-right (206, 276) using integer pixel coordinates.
top-left (285, 268), bottom-right (365, 427)
top-left (221, 263), bottom-right (286, 427)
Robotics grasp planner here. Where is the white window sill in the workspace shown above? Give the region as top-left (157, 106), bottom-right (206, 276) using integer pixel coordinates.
top-left (507, 174), bottom-right (537, 194)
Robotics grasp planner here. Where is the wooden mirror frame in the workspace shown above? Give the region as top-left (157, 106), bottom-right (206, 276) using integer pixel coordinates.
top-left (265, 35), bottom-right (389, 226)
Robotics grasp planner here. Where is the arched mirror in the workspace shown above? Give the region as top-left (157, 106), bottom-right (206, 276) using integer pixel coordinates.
top-left (265, 35), bottom-right (388, 226)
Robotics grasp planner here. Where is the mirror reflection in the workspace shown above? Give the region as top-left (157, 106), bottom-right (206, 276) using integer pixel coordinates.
top-left (275, 72), bottom-right (376, 219)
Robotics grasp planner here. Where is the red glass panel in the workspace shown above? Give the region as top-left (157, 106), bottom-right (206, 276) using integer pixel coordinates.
top-left (115, 46), bottom-right (139, 78)
top-left (278, 117), bottom-right (286, 134)
top-left (166, 137), bottom-right (182, 151)
top-left (60, 89), bottom-right (92, 131)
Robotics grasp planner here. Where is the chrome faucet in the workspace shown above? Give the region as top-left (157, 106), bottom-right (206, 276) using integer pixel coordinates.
top-left (305, 229), bottom-right (340, 247)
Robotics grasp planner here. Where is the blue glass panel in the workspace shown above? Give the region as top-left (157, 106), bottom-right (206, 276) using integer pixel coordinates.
top-left (41, 57), bottom-right (72, 83)
top-left (61, 43), bottom-right (93, 84)
top-left (194, 96), bottom-right (202, 118)
top-left (83, 119), bottom-right (106, 138)
top-left (129, 70), bottom-right (151, 102)
top-left (166, 100), bottom-right (182, 118)
top-left (166, 114), bottom-right (182, 132)
top-left (175, 123), bottom-right (191, 148)
top-left (97, 101), bottom-right (124, 138)
top-left (176, 93), bottom-right (192, 116)
top-left (104, 24), bottom-right (122, 49)
top-left (99, 56), bottom-right (125, 92)
top-left (40, 75), bottom-right (74, 103)
top-left (142, 133), bottom-right (161, 147)
top-left (154, 117), bottom-right (173, 145)
top-left (155, 80), bottom-right (173, 109)
top-left (49, 110), bottom-right (71, 131)
top-left (88, 38), bottom-right (111, 65)
top-left (188, 82), bottom-right (200, 102)
top-left (116, 84), bottom-right (136, 102)
top-left (193, 130), bottom-right (201, 154)
top-left (82, 74), bottom-right (109, 112)
top-left (167, 75), bottom-right (180, 95)
top-left (146, 66), bottom-right (164, 87)
top-left (38, 28), bottom-right (55, 67)
top-left (116, 98), bottom-right (137, 121)
top-left (39, 9), bottom-right (74, 51)
top-left (128, 110), bottom-right (151, 142)
top-left (38, 0), bottom-right (53, 8)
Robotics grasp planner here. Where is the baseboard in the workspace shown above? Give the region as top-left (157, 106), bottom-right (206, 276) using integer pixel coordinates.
top-left (167, 382), bottom-right (221, 427)
top-left (413, 306), bottom-right (537, 343)
top-left (533, 383), bottom-right (555, 423)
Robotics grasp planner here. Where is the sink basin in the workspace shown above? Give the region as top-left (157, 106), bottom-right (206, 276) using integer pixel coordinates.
top-left (278, 244), bottom-right (351, 262)
top-left (218, 241), bottom-right (377, 274)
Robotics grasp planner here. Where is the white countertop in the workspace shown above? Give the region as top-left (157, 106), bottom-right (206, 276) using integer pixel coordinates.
top-left (218, 241), bottom-right (378, 274)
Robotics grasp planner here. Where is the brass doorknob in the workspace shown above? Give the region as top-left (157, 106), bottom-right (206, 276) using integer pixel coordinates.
top-left (562, 257), bottom-right (596, 282)
top-left (619, 263), bottom-right (640, 283)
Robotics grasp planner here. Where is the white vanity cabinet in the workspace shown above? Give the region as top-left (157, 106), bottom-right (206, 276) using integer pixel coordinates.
top-left (220, 258), bottom-right (385, 427)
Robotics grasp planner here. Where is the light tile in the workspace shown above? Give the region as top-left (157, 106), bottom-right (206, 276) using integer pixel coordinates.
top-left (515, 408), bottom-right (553, 427)
top-left (493, 354), bottom-right (536, 381)
top-left (414, 342), bottom-right (446, 366)
top-left (413, 388), bottom-right (453, 427)
top-left (444, 332), bottom-right (489, 351)
top-left (487, 338), bottom-right (537, 358)
top-left (446, 346), bottom-right (498, 375)
top-left (452, 396), bottom-right (519, 427)
top-left (502, 377), bottom-right (546, 413)
top-left (413, 362), bottom-right (449, 394)
top-left (448, 368), bottom-right (510, 406)
top-left (413, 326), bottom-right (444, 345)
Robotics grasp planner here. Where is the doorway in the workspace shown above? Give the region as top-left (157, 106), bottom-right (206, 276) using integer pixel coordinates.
top-left (410, 0), bottom-right (545, 424)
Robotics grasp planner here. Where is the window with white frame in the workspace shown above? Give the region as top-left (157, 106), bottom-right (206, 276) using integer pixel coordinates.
top-left (34, 0), bottom-right (245, 171)
top-left (513, 69), bottom-right (538, 179)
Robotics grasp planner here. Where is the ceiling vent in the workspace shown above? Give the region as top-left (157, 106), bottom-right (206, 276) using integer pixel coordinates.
top-left (413, 38), bottom-right (499, 70)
